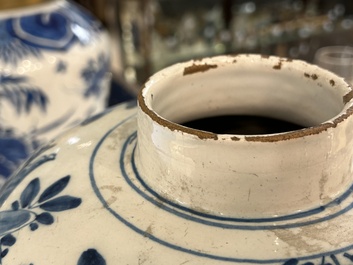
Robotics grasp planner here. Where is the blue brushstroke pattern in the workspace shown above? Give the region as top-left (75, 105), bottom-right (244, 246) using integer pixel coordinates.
top-left (82, 53), bottom-right (110, 98)
top-left (78, 249), bottom-right (106, 265)
top-left (0, 135), bottom-right (30, 178)
top-left (0, 174), bottom-right (81, 264)
top-left (0, 74), bottom-right (49, 114)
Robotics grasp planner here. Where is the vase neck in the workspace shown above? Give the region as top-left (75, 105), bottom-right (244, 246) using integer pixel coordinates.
top-left (136, 55), bottom-right (353, 218)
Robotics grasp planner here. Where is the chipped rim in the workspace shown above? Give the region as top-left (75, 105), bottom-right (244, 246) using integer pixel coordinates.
top-left (138, 54), bottom-right (353, 142)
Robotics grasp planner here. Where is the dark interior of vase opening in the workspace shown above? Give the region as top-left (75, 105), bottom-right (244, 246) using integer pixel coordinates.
top-left (181, 115), bottom-right (305, 135)
top-left (149, 65), bottom-right (345, 135)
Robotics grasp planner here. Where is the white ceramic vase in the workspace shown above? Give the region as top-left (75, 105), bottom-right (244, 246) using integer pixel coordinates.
top-left (1, 54), bottom-right (353, 264)
top-left (0, 0), bottom-right (111, 183)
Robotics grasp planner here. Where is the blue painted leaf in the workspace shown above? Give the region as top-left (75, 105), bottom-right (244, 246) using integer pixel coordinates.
top-left (11, 201), bottom-right (19, 211)
top-left (20, 178), bottom-right (40, 208)
top-left (77, 249), bottom-right (106, 265)
top-left (1, 234), bottom-right (16, 246)
top-left (344, 253), bottom-right (353, 262)
top-left (39, 196), bottom-right (81, 212)
top-left (25, 90), bottom-right (35, 112)
top-left (36, 212), bottom-right (54, 225)
top-left (0, 134), bottom-right (29, 178)
top-left (38, 175), bottom-right (70, 203)
top-left (39, 93), bottom-right (48, 111)
top-left (0, 152), bottom-right (56, 208)
top-left (1, 82), bottom-right (49, 114)
top-left (0, 210), bottom-right (35, 236)
top-left (1, 248), bottom-right (8, 258)
top-left (30, 223), bottom-right (38, 231)
top-left (0, 75), bottom-right (27, 84)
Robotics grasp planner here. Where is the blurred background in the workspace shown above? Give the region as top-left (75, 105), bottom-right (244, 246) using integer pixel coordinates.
top-left (74, 0), bottom-right (353, 105)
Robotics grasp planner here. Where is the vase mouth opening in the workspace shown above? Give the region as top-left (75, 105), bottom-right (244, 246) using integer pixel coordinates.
top-left (139, 54), bottom-right (353, 142)
top-left (136, 54), bottom-right (353, 217)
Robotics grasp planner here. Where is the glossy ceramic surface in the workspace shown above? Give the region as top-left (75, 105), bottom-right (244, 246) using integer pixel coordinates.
top-left (0, 0), bottom-right (111, 183)
top-left (1, 55), bottom-right (353, 264)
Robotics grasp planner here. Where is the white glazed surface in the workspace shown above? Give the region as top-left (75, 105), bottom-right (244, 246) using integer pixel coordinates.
top-left (0, 0), bottom-right (111, 182)
top-left (138, 55), bottom-right (353, 218)
top-left (1, 55), bottom-right (353, 264)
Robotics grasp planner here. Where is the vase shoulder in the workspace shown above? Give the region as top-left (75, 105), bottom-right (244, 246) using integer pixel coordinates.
top-left (1, 55), bottom-right (353, 264)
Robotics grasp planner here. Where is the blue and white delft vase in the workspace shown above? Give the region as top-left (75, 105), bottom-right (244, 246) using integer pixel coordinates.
top-left (1, 55), bottom-right (353, 264)
top-left (0, 0), bottom-right (111, 184)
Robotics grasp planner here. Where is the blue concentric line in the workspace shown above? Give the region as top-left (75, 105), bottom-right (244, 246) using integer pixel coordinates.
top-left (123, 133), bottom-right (353, 230)
top-left (89, 120), bottom-right (353, 263)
